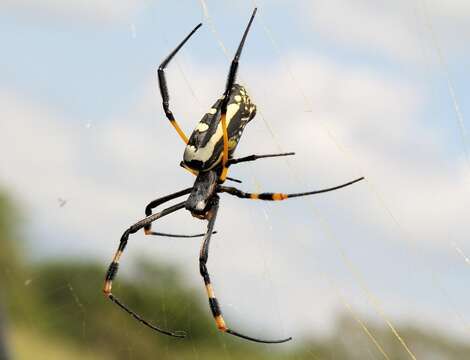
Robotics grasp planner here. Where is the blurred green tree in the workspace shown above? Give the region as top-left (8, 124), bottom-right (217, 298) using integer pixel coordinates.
top-left (1, 188), bottom-right (470, 359)
top-left (0, 191), bottom-right (22, 360)
top-left (0, 192), bottom-right (22, 288)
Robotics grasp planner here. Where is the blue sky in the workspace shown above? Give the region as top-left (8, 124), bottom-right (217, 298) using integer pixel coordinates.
top-left (1, 0), bottom-right (470, 352)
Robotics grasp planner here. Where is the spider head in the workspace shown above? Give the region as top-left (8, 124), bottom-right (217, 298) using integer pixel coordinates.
top-left (186, 170), bottom-right (218, 217)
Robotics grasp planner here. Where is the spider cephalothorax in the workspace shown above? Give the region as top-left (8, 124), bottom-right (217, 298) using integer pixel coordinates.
top-left (185, 170), bottom-right (218, 217)
top-left (104, 7), bottom-right (364, 344)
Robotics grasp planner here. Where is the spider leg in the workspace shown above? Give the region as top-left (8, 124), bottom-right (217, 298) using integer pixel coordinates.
top-left (199, 196), bottom-right (291, 343)
top-left (226, 150), bottom-right (298, 182)
top-left (146, 231), bottom-right (216, 239)
top-left (227, 152), bottom-right (295, 166)
top-left (158, 23), bottom-right (202, 144)
top-left (219, 8), bottom-right (258, 182)
top-left (144, 187), bottom-right (214, 238)
top-left (218, 177), bottom-right (365, 200)
top-left (225, 176), bottom-right (242, 183)
top-left (103, 201), bottom-right (188, 338)
top-left (223, 153), bottom-right (295, 184)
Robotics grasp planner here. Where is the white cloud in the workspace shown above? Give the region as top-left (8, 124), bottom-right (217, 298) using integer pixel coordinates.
top-left (244, 56), bottom-right (470, 249)
top-left (301, 0), bottom-right (470, 62)
top-left (2, 51), bottom-right (470, 341)
top-left (1, 0), bottom-right (146, 23)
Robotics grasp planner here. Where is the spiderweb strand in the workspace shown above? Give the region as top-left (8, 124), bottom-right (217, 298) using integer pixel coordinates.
top-left (67, 283), bottom-right (86, 339)
top-left (430, 272), bottom-right (470, 335)
top-left (222, 2), bottom-right (430, 358)
top-left (241, 3), bottom-right (416, 358)
top-left (254, 0), bottom-right (468, 269)
top-left (409, 1), bottom-right (470, 331)
top-left (160, 65), bottom-right (233, 360)
top-left (417, 0), bottom-right (470, 172)
top-left (198, 1), bottom-right (401, 358)
top-left (159, 8), bottom-right (278, 352)
top-left (337, 291), bottom-right (391, 360)
top-left (198, 0), bottom-right (291, 343)
top-left (249, 4), bottom-right (460, 357)
top-left (253, 0), bottom-right (470, 348)
top-left (199, 0), bottom-right (230, 59)
top-left (290, 162), bottom-right (416, 360)
top-left (452, 241), bottom-right (470, 266)
top-left (414, 1), bottom-right (470, 279)
top-left (250, 0), bottom-right (312, 113)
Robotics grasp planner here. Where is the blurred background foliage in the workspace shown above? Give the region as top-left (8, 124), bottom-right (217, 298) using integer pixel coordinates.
top-left (1, 188), bottom-right (469, 360)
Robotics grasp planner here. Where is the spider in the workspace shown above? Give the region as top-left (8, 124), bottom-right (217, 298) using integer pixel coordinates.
top-left (103, 8), bottom-right (364, 344)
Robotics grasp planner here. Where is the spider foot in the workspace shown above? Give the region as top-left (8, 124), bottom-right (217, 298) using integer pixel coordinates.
top-left (226, 329), bottom-right (292, 344)
top-left (108, 294), bottom-right (186, 339)
top-left (144, 228), bottom-right (217, 238)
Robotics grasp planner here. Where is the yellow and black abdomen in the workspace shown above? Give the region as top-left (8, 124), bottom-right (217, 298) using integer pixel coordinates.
top-left (183, 84), bottom-right (256, 172)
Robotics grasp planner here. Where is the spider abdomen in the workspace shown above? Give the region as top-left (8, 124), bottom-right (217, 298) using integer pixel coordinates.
top-left (183, 84), bottom-right (256, 171)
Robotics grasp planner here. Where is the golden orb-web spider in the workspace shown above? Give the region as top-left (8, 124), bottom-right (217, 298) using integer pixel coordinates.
top-left (103, 8), bottom-right (364, 344)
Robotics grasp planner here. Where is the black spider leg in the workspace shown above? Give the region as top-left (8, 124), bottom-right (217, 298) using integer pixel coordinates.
top-left (225, 153), bottom-right (295, 184)
top-left (144, 187), bottom-right (215, 238)
top-left (221, 7), bottom-right (257, 111)
top-left (199, 196), bottom-right (291, 344)
top-left (103, 201), bottom-right (188, 338)
top-left (225, 177), bottom-right (242, 183)
top-left (218, 177), bottom-right (365, 201)
top-left (219, 7), bottom-right (258, 182)
top-left (158, 22), bottom-right (202, 144)
top-left (227, 152), bottom-right (295, 166)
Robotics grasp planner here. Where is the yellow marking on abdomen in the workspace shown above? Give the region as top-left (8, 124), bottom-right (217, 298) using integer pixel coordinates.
top-left (196, 122), bottom-right (209, 132)
top-left (250, 194), bottom-right (259, 199)
top-left (228, 138), bottom-right (237, 150)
